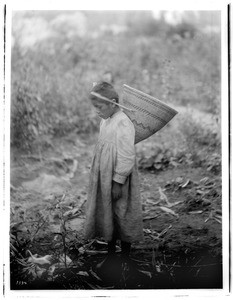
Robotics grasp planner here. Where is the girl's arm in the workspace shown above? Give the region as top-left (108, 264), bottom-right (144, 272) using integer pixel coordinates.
top-left (113, 117), bottom-right (136, 185)
top-left (112, 181), bottom-right (123, 201)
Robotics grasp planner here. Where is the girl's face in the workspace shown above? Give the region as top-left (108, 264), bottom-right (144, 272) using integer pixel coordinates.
top-left (91, 98), bottom-right (117, 119)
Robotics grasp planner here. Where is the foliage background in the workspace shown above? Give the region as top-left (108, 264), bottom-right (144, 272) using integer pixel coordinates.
top-left (11, 10), bottom-right (221, 151)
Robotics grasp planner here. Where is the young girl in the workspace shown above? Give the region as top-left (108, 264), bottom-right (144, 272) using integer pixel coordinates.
top-left (84, 81), bottom-right (144, 273)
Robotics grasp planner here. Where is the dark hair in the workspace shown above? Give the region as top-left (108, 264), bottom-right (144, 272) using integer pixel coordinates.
top-left (90, 81), bottom-right (119, 103)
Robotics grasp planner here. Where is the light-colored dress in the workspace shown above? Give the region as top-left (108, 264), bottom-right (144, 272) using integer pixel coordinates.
top-left (84, 110), bottom-right (144, 243)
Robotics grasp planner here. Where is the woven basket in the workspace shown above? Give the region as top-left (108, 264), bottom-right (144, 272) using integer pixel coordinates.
top-left (122, 84), bottom-right (178, 144)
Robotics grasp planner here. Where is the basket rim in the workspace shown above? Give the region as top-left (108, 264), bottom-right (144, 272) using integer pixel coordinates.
top-left (123, 84), bottom-right (178, 115)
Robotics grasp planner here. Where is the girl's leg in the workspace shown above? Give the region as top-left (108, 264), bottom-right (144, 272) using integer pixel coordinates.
top-left (96, 234), bottom-right (118, 275)
top-left (121, 241), bottom-right (131, 259)
top-left (107, 225), bottom-right (118, 255)
top-left (96, 231), bottom-right (117, 269)
top-left (108, 238), bottom-right (117, 255)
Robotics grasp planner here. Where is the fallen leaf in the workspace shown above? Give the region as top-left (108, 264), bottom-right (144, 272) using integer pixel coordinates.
top-left (158, 225), bottom-right (172, 237)
top-left (78, 247), bottom-right (85, 254)
top-left (200, 177), bottom-right (209, 184)
top-left (159, 206), bottom-right (179, 218)
top-left (27, 266), bottom-right (37, 279)
top-left (203, 184), bottom-right (216, 189)
top-left (85, 250), bottom-right (114, 255)
top-left (146, 198), bottom-right (161, 206)
top-left (77, 271), bottom-right (89, 277)
top-left (188, 210), bottom-right (203, 214)
top-left (138, 270), bottom-right (152, 278)
top-left (95, 240), bottom-right (108, 245)
top-left (143, 215), bottom-right (159, 221)
top-left (181, 179), bottom-right (190, 188)
top-left (27, 251), bottom-right (53, 265)
top-left (213, 217), bottom-right (222, 224)
top-left (35, 265), bottom-right (47, 278)
top-left (196, 190), bottom-right (205, 195)
top-left (155, 264), bottom-right (162, 273)
top-left (158, 187), bottom-right (171, 206)
top-left (59, 254), bottom-right (73, 265)
top-left (143, 228), bottom-right (152, 234)
top-left (63, 207), bottom-right (81, 218)
top-left (168, 201), bottom-right (182, 208)
top-left (89, 269), bottom-right (102, 281)
top-left (54, 235), bottom-right (61, 241)
top-left (143, 228), bottom-right (160, 240)
top-left (48, 264), bottom-right (56, 276)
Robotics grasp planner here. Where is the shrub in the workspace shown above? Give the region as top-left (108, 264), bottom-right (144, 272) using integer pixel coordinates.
top-left (11, 85), bottom-right (48, 150)
top-left (178, 114), bottom-right (221, 170)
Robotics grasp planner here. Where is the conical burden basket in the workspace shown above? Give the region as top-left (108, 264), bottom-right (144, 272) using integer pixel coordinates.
top-left (122, 84), bottom-right (178, 144)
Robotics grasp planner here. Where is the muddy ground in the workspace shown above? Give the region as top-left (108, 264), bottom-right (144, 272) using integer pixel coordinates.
top-left (10, 119), bottom-right (222, 290)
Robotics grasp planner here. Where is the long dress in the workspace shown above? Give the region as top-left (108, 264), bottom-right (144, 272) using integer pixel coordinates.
top-left (84, 110), bottom-right (144, 243)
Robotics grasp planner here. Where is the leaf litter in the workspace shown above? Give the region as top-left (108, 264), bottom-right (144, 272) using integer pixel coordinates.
top-left (10, 133), bottom-right (222, 289)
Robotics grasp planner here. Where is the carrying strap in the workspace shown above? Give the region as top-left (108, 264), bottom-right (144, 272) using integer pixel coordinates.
top-left (90, 92), bottom-right (134, 112)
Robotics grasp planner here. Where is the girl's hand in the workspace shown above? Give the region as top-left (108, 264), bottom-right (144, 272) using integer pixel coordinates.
top-left (112, 181), bottom-right (123, 201)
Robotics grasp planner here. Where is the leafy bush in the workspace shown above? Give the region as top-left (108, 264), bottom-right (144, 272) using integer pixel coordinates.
top-left (11, 85), bottom-right (48, 150)
top-left (177, 114), bottom-right (221, 172)
top-left (138, 145), bottom-right (178, 172)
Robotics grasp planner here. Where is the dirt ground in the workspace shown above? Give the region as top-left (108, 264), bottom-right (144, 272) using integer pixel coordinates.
top-left (10, 123), bottom-right (222, 290)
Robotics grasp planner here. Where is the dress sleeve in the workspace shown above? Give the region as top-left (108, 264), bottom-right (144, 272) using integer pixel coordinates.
top-left (113, 117), bottom-right (136, 184)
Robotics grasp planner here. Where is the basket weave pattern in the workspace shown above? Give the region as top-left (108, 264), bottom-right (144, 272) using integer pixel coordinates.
top-left (123, 100), bottom-right (167, 125)
top-left (122, 85), bottom-right (178, 144)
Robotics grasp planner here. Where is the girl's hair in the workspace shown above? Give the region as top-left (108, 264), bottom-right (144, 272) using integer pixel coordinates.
top-left (90, 81), bottom-right (119, 103)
